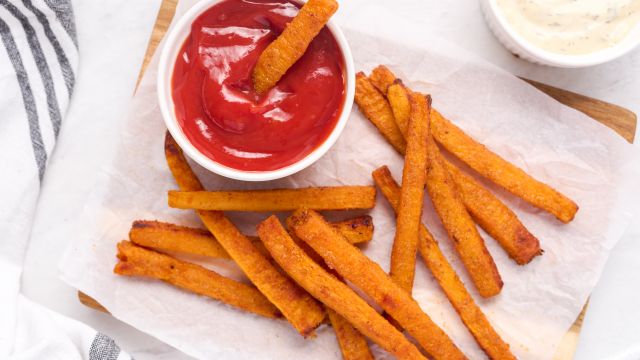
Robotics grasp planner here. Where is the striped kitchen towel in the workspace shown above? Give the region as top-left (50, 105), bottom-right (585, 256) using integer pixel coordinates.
top-left (1, 1), bottom-right (128, 359)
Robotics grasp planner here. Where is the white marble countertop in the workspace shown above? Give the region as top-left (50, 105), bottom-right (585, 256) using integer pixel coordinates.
top-left (21, 0), bottom-right (640, 359)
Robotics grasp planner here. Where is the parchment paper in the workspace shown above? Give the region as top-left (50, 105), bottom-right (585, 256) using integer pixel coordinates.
top-left (59, 1), bottom-right (640, 359)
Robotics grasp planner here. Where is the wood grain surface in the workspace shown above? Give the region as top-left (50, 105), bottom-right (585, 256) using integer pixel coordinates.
top-left (79, 0), bottom-right (637, 359)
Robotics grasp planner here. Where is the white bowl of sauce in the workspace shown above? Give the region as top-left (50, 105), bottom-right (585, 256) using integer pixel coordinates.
top-left (158, 0), bottom-right (355, 181)
top-left (481, 0), bottom-right (640, 67)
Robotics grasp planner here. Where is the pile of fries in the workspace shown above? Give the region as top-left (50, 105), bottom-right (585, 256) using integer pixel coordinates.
top-left (112, 0), bottom-right (580, 358)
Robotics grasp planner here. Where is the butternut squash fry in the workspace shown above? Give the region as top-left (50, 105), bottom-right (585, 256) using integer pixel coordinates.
top-left (289, 209), bottom-right (466, 360)
top-left (164, 132), bottom-right (325, 337)
top-left (257, 216), bottom-right (425, 360)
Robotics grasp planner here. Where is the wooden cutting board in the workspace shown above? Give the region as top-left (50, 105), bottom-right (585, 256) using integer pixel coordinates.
top-left (78, 0), bottom-right (637, 358)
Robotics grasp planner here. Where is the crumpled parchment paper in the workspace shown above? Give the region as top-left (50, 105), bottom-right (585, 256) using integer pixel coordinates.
top-left (59, 1), bottom-right (640, 359)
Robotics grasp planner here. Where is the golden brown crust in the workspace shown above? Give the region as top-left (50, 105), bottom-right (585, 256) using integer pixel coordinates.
top-left (256, 216), bottom-right (425, 360)
top-left (130, 220), bottom-right (231, 258)
top-left (387, 82), bottom-right (411, 136)
top-left (252, 0), bottom-right (338, 94)
top-left (355, 72), bottom-right (406, 154)
top-left (431, 109), bottom-right (578, 223)
top-left (329, 216), bottom-right (374, 244)
top-left (167, 186), bottom-right (376, 212)
top-left (164, 133), bottom-right (325, 337)
top-left (327, 308), bottom-right (374, 360)
top-left (129, 217), bottom-right (374, 259)
top-left (390, 92), bottom-right (431, 293)
top-left (372, 166), bottom-right (516, 360)
top-left (444, 162), bottom-right (542, 264)
top-left (369, 65), bottom-right (397, 95)
top-left (289, 209), bottom-right (466, 360)
top-left (425, 137), bottom-right (503, 298)
top-left (114, 241), bottom-right (281, 319)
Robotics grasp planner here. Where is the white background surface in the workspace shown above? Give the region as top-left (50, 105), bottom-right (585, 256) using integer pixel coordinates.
top-left (20, 0), bottom-right (640, 359)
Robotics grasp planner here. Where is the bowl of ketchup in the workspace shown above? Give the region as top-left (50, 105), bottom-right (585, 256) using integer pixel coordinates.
top-left (158, 0), bottom-right (354, 181)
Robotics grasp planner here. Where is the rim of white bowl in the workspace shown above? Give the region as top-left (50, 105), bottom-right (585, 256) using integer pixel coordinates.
top-left (157, 0), bottom-right (355, 181)
top-left (486, 0), bottom-right (640, 68)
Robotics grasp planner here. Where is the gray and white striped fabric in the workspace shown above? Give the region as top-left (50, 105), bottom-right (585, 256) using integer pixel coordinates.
top-left (0, 1), bottom-right (127, 359)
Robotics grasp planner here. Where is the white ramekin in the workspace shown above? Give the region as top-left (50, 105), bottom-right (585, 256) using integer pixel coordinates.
top-left (158, 0), bottom-right (355, 182)
top-left (480, 0), bottom-right (640, 68)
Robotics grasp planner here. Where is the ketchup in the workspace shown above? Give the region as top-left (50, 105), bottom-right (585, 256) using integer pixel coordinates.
top-left (171, 0), bottom-right (346, 172)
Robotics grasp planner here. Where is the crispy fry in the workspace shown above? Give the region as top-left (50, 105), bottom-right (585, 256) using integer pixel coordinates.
top-left (257, 216), bottom-right (425, 360)
top-left (373, 166), bottom-right (516, 360)
top-left (130, 220), bottom-right (230, 258)
top-left (387, 82), bottom-right (411, 136)
top-left (363, 66), bottom-right (540, 264)
top-left (431, 109), bottom-right (578, 222)
top-left (252, 0), bottom-right (338, 94)
top-left (167, 186), bottom-right (376, 212)
top-left (369, 65), bottom-right (412, 138)
top-left (425, 137), bottom-right (503, 298)
top-left (391, 92), bottom-right (431, 293)
top-left (329, 216), bottom-right (374, 244)
top-left (114, 241), bottom-right (281, 319)
top-left (327, 308), bottom-right (374, 360)
top-left (444, 161), bottom-right (542, 264)
top-left (129, 217), bottom-right (373, 259)
top-left (369, 65), bottom-right (396, 95)
top-left (164, 132), bottom-right (325, 337)
top-left (355, 72), bottom-right (406, 154)
top-left (366, 64), bottom-right (575, 222)
top-left (289, 209), bottom-right (466, 360)
top-left (283, 218), bottom-right (374, 360)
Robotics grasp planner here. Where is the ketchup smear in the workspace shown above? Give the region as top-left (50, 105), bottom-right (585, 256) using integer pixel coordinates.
top-left (171, 0), bottom-right (346, 172)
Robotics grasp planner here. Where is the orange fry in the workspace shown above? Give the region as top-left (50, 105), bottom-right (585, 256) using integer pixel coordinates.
top-left (252, 0), bottom-right (338, 94)
top-left (431, 110), bottom-right (578, 222)
top-left (167, 186), bottom-right (376, 212)
top-left (164, 133), bottom-right (324, 337)
top-left (369, 65), bottom-right (397, 95)
top-left (366, 64), bottom-right (575, 222)
top-left (130, 220), bottom-right (230, 258)
top-left (355, 72), bottom-right (406, 154)
top-left (129, 217), bottom-right (373, 259)
top-left (365, 65), bottom-right (540, 265)
top-left (329, 216), bottom-right (374, 245)
top-left (425, 137), bottom-right (503, 298)
top-left (289, 209), bottom-right (466, 360)
top-left (444, 161), bottom-right (542, 264)
top-left (327, 308), bottom-right (374, 360)
top-left (387, 82), bottom-right (411, 136)
top-left (257, 216), bottom-right (426, 360)
top-left (391, 92), bottom-right (431, 293)
top-left (373, 166), bottom-right (516, 360)
top-left (114, 241), bottom-right (281, 319)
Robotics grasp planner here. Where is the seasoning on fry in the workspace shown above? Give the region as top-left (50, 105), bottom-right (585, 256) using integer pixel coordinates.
top-left (444, 161), bottom-right (542, 264)
top-left (114, 241), bottom-right (281, 319)
top-left (129, 217), bottom-right (374, 260)
top-left (355, 72), bottom-right (406, 154)
top-left (327, 308), bottom-right (374, 360)
top-left (390, 92), bottom-right (431, 293)
top-left (369, 65), bottom-right (397, 95)
top-left (130, 220), bottom-right (230, 259)
top-left (257, 216), bottom-right (426, 360)
top-left (289, 209), bottom-right (466, 360)
top-left (373, 166), bottom-right (516, 360)
top-left (252, 0), bottom-right (338, 94)
top-left (328, 216), bottom-right (374, 245)
top-left (431, 109), bottom-right (578, 223)
top-left (167, 186), bottom-right (376, 212)
top-left (387, 82), bottom-right (411, 136)
top-left (164, 132), bottom-right (325, 337)
top-left (425, 136), bottom-right (503, 298)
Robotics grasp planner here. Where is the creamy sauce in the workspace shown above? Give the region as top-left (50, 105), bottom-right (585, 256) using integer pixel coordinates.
top-left (496, 0), bottom-right (640, 55)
